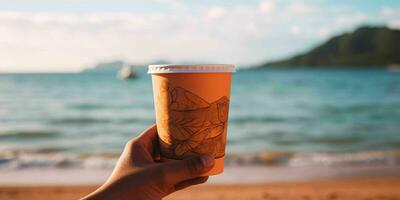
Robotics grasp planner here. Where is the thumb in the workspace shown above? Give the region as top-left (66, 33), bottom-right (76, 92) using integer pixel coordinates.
top-left (162, 155), bottom-right (215, 185)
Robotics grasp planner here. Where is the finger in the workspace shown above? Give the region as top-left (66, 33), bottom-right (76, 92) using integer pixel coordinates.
top-left (162, 154), bottom-right (215, 185)
top-left (135, 124), bottom-right (159, 157)
top-left (174, 176), bottom-right (209, 191)
top-left (137, 124), bottom-right (157, 146)
top-left (123, 124), bottom-right (159, 165)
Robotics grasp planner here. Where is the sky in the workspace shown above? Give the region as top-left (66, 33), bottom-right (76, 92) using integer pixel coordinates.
top-left (0, 0), bottom-right (400, 72)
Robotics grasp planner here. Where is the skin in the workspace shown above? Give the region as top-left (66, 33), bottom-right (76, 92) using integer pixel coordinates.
top-left (82, 124), bottom-right (215, 200)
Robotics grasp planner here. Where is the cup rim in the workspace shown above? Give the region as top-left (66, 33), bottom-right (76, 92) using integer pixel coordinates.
top-left (148, 64), bottom-right (235, 74)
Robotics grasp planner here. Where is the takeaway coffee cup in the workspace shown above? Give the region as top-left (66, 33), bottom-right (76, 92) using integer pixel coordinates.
top-left (148, 64), bottom-right (235, 175)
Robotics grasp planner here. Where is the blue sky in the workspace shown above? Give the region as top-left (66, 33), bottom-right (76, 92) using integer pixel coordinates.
top-left (0, 0), bottom-right (399, 72)
top-left (1, 0), bottom-right (399, 13)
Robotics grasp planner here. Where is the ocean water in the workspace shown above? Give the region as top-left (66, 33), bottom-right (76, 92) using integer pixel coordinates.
top-left (1, 68), bottom-right (400, 169)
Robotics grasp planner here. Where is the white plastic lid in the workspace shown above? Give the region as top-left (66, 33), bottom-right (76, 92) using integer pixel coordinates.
top-left (148, 64), bottom-right (235, 74)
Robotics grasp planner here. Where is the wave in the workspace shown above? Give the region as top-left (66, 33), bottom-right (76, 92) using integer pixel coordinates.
top-left (287, 150), bottom-right (400, 167)
top-left (0, 151), bottom-right (118, 170)
top-left (68, 103), bottom-right (108, 110)
top-left (1, 149), bottom-right (400, 170)
top-left (225, 149), bottom-right (400, 167)
top-left (116, 117), bottom-right (155, 124)
top-left (227, 130), bottom-right (289, 145)
top-left (319, 103), bottom-right (400, 115)
top-left (67, 103), bottom-right (154, 111)
top-left (272, 135), bottom-right (364, 146)
top-left (230, 116), bottom-right (310, 124)
top-left (49, 117), bottom-right (111, 125)
top-left (308, 136), bottom-right (364, 145)
top-left (0, 130), bottom-right (58, 139)
top-left (48, 116), bottom-right (154, 125)
top-left (228, 131), bottom-right (363, 146)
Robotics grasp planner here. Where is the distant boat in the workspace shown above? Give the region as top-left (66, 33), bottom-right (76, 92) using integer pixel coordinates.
top-left (388, 64), bottom-right (400, 72)
top-left (117, 64), bottom-right (136, 79)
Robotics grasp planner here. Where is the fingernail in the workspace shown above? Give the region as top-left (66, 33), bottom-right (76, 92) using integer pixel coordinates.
top-left (200, 155), bottom-right (214, 168)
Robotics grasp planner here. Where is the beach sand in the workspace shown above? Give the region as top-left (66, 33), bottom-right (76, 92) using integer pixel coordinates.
top-left (1, 166), bottom-right (400, 199)
top-left (1, 178), bottom-right (400, 200)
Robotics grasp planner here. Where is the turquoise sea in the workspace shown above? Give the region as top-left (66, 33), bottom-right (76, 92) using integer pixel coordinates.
top-left (1, 68), bottom-right (400, 169)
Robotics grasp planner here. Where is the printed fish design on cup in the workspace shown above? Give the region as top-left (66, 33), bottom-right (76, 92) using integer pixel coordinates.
top-left (159, 86), bottom-right (229, 159)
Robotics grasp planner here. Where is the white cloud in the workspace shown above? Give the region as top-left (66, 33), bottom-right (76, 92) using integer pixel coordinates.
top-left (0, 1), bottom-right (391, 72)
top-left (259, 0), bottom-right (275, 14)
top-left (335, 13), bottom-right (368, 26)
top-left (286, 1), bottom-right (315, 15)
top-left (381, 7), bottom-right (399, 17)
top-left (207, 7), bottom-right (226, 19)
top-left (156, 0), bottom-right (186, 10)
top-left (381, 6), bottom-right (400, 29)
top-left (290, 25), bottom-right (300, 34)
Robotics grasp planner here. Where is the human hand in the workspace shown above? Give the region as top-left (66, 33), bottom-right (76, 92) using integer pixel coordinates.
top-left (82, 124), bottom-right (215, 200)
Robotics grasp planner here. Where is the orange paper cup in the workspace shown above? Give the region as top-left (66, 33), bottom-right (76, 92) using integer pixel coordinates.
top-left (148, 64), bottom-right (235, 175)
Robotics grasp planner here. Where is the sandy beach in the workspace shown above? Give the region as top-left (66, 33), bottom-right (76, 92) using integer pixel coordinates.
top-left (0, 165), bottom-right (400, 200)
top-left (1, 178), bottom-right (400, 200)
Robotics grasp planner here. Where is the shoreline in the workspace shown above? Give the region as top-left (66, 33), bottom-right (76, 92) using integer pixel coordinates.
top-left (2, 149), bottom-right (400, 171)
top-left (1, 164), bottom-right (400, 186)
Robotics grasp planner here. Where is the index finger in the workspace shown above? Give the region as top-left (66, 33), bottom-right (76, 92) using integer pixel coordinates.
top-left (136, 124), bottom-right (160, 159)
top-left (137, 124), bottom-right (158, 143)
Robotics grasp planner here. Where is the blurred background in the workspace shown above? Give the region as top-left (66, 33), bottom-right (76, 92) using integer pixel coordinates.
top-left (0, 0), bottom-right (400, 188)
